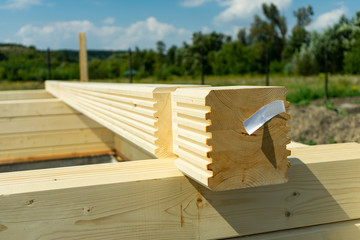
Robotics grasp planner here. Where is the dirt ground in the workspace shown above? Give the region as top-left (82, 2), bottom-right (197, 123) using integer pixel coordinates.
top-left (288, 96), bottom-right (360, 145)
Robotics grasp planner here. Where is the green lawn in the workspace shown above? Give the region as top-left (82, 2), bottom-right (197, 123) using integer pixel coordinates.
top-left (1, 74), bottom-right (359, 105)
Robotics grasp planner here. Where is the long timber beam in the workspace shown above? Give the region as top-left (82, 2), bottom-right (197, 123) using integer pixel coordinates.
top-left (0, 97), bottom-right (114, 164)
top-left (0, 143), bottom-right (359, 239)
top-left (46, 81), bottom-right (204, 158)
top-left (236, 219), bottom-right (360, 240)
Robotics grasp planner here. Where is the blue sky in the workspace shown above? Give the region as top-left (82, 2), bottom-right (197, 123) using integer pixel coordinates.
top-left (0, 0), bottom-right (358, 50)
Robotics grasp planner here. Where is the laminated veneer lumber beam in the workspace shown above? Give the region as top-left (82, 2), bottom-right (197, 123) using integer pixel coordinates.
top-left (172, 86), bottom-right (291, 191)
top-left (46, 81), bottom-right (203, 158)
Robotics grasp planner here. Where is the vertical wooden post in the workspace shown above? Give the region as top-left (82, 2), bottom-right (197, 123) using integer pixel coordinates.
top-left (79, 32), bottom-right (89, 82)
top-left (47, 48), bottom-right (51, 80)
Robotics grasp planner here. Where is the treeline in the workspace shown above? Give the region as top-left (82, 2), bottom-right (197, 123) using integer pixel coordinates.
top-left (1, 4), bottom-right (360, 81)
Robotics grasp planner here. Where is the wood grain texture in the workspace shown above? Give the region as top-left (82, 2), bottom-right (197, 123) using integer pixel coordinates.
top-left (0, 143), bottom-right (358, 239)
top-left (0, 128), bottom-right (113, 151)
top-left (0, 99), bottom-right (77, 117)
top-left (172, 86), bottom-right (291, 191)
top-left (46, 81), bottom-right (203, 158)
top-left (0, 114), bottom-right (103, 134)
top-left (288, 141), bottom-right (308, 149)
top-left (0, 90), bottom-right (53, 101)
top-left (0, 142), bottom-right (114, 165)
top-left (236, 219), bottom-right (360, 240)
top-left (0, 92), bottom-right (114, 164)
top-left (114, 134), bottom-right (156, 160)
top-left (79, 32), bottom-right (89, 82)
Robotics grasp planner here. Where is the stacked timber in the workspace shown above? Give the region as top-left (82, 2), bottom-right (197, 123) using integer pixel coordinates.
top-left (46, 81), bottom-right (200, 158)
top-left (172, 86), bottom-right (291, 191)
top-left (0, 90), bottom-right (113, 164)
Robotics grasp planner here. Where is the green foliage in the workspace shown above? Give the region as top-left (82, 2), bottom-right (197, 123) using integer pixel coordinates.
top-left (324, 100), bottom-right (337, 111)
top-left (298, 135), bottom-right (317, 145)
top-left (344, 38), bottom-right (360, 74)
top-left (287, 86), bottom-right (323, 105)
top-left (328, 136), bottom-right (337, 144)
top-left (2, 4), bottom-right (360, 87)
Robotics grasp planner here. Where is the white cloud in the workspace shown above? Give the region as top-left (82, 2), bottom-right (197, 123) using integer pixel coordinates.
top-left (214, 0), bottom-right (292, 25)
top-left (103, 17), bottom-right (115, 25)
top-left (0, 0), bottom-right (41, 9)
top-left (181, 0), bottom-right (211, 7)
top-left (308, 6), bottom-right (347, 31)
top-left (202, 26), bottom-right (211, 33)
top-left (15, 17), bottom-right (191, 50)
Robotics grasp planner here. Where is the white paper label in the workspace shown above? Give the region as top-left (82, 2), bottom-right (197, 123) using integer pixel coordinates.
top-left (243, 100), bottom-right (285, 135)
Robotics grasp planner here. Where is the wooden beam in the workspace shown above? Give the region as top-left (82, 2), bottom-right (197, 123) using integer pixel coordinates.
top-left (236, 219), bottom-right (360, 240)
top-left (0, 99), bottom-right (77, 117)
top-left (0, 114), bottom-right (103, 134)
top-left (0, 143), bottom-right (359, 239)
top-left (45, 81), bottom-right (204, 158)
top-left (0, 94), bottom-right (115, 164)
top-left (0, 128), bottom-right (113, 151)
top-left (0, 90), bottom-right (53, 101)
top-left (288, 141), bottom-right (307, 149)
top-left (0, 142), bottom-right (114, 165)
top-left (172, 86), bottom-right (291, 191)
top-left (78, 32), bottom-right (89, 82)
top-left (114, 134), bottom-right (155, 160)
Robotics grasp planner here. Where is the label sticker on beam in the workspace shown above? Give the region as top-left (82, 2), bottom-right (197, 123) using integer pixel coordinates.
top-left (243, 100), bottom-right (285, 135)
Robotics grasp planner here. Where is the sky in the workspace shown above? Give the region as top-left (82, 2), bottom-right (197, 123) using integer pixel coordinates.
top-left (0, 0), bottom-right (358, 50)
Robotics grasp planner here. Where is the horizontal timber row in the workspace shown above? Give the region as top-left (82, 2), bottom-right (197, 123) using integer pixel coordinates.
top-left (0, 91), bottom-right (115, 164)
top-left (45, 82), bottom-right (291, 191)
top-left (0, 143), bottom-right (359, 239)
top-left (46, 81), bottom-right (205, 158)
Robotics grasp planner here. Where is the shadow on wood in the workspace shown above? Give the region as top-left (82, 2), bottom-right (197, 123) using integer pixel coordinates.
top-left (188, 155), bottom-right (358, 239)
top-left (261, 123), bottom-right (276, 168)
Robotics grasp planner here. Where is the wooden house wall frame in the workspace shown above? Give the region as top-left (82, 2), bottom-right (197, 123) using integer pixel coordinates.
top-left (0, 82), bottom-right (359, 240)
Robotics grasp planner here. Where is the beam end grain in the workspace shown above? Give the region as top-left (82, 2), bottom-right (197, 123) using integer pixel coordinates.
top-left (173, 86), bottom-right (291, 191)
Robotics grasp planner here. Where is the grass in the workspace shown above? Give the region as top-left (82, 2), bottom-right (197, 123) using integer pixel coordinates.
top-left (103, 74), bottom-right (360, 105)
top-left (1, 74), bottom-right (360, 105)
top-left (328, 136), bottom-right (337, 144)
top-left (298, 135), bottom-right (317, 145)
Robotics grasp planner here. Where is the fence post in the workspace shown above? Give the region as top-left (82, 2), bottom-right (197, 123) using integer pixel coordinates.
top-left (78, 32), bottom-right (89, 82)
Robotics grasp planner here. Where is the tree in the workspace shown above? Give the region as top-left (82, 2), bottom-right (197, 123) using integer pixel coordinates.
top-left (237, 28), bottom-right (248, 45)
top-left (249, 3), bottom-right (287, 62)
top-left (285, 5), bottom-right (314, 57)
top-left (156, 41), bottom-right (166, 57)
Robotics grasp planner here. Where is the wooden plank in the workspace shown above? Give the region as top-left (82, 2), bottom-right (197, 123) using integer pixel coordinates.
top-left (0, 142), bottom-right (113, 165)
top-left (79, 32), bottom-right (89, 82)
top-left (172, 86), bottom-right (291, 191)
top-left (0, 90), bottom-right (53, 101)
top-left (0, 114), bottom-right (103, 134)
top-left (45, 81), bottom-right (204, 158)
top-left (288, 141), bottom-right (307, 149)
top-left (0, 99), bottom-right (78, 117)
top-left (236, 219), bottom-right (360, 240)
top-left (0, 128), bottom-right (114, 151)
top-left (0, 143), bottom-right (359, 239)
top-left (114, 134), bottom-right (155, 160)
